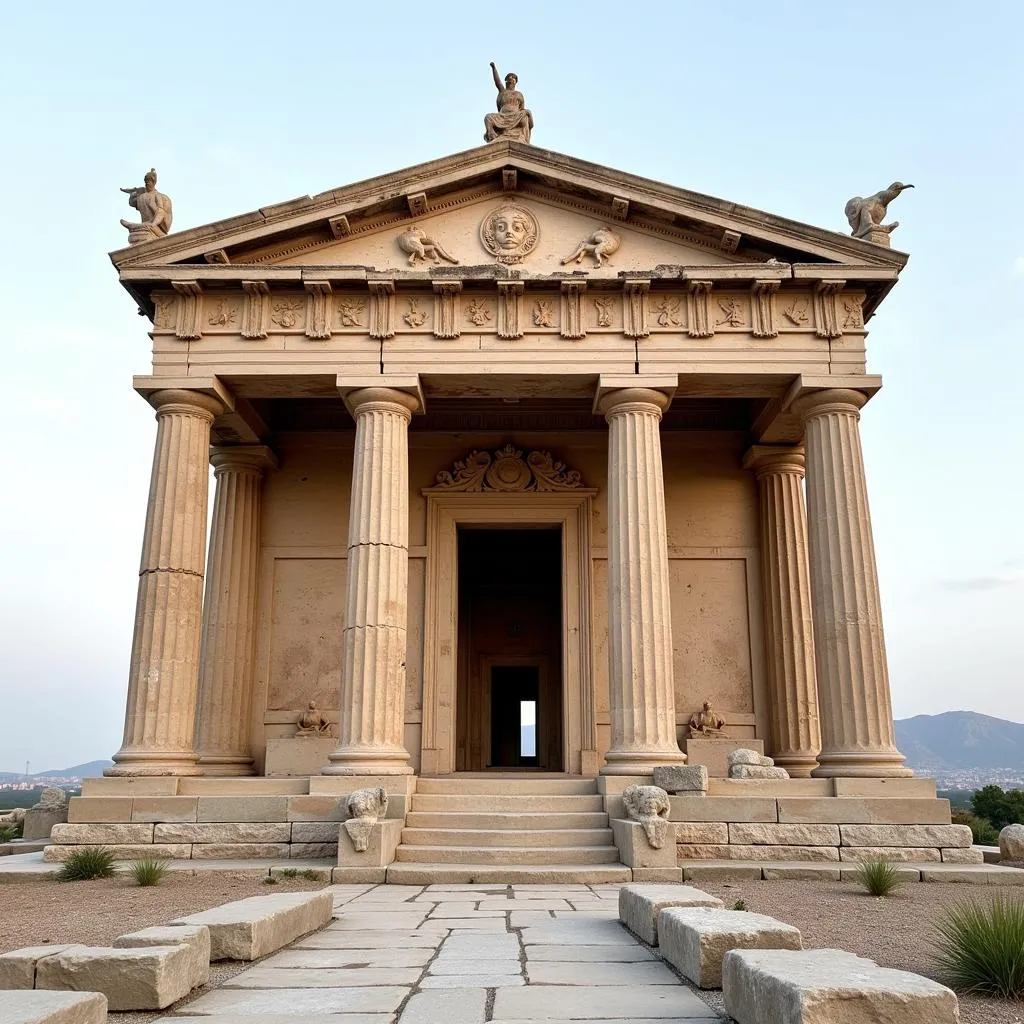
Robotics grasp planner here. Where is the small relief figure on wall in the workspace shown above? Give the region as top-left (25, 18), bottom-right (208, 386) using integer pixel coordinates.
top-left (120, 168), bottom-right (173, 244)
top-left (403, 296), bottom-right (427, 328)
top-left (594, 296), bottom-right (614, 327)
top-left (688, 700), bottom-right (726, 737)
top-left (337, 298), bottom-right (366, 327)
top-left (484, 62), bottom-right (534, 144)
top-left (466, 298), bottom-right (492, 326)
top-left (715, 298), bottom-right (745, 327)
top-left (295, 700), bottom-right (332, 737)
top-left (561, 226), bottom-right (621, 268)
top-left (533, 300), bottom-right (554, 327)
top-left (396, 227), bottom-right (459, 267)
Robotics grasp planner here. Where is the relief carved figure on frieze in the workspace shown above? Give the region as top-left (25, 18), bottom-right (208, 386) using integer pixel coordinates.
top-left (480, 204), bottom-right (539, 264)
top-left (561, 226), bottom-right (621, 268)
top-left (120, 168), bottom-right (172, 244)
top-left (653, 296), bottom-right (681, 327)
top-left (207, 300), bottom-right (238, 327)
top-left (337, 297), bottom-right (366, 327)
top-left (466, 298), bottom-right (492, 327)
top-left (396, 226), bottom-right (459, 266)
top-left (593, 296), bottom-right (614, 328)
top-left (842, 297), bottom-right (864, 328)
top-left (715, 297), bottom-right (745, 328)
top-left (532, 299), bottom-right (554, 328)
top-left (433, 444), bottom-right (586, 493)
top-left (484, 62), bottom-right (534, 144)
top-left (782, 299), bottom-right (809, 325)
top-left (403, 296), bottom-right (428, 328)
top-left (271, 298), bottom-right (304, 329)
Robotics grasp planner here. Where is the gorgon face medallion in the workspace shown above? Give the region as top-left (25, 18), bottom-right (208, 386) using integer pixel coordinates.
top-left (479, 204), bottom-right (539, 264)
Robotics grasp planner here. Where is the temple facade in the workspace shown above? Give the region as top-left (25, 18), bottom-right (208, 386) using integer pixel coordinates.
top-left (101, 141), bottom-right (912, 787)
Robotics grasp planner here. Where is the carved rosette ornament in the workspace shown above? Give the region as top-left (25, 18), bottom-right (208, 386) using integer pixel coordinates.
top-left (433, 444), bottom-right (585, 492)
top-left (480, 205), bottom-right (539, 264)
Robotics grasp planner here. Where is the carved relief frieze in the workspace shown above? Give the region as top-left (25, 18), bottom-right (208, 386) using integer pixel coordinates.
top-left (466, 297), bottom-right (492, 328)
top-left (652, 295), bottom-right (682, 328)
top-left (433, 281), bottom-right (461, 338)
top-left (560, 281), bottom-right (586, 340)
top-left (368, 280), bottom-right (396, 340)
top-left (686, 281), bottom-right (713, 338)
top-left (813, 281), bottom-right (844, 339)
top-left (715, 296), bottom-right (746, 329)
top-left (433, 443), bottom-right (586, 492)
top-left (842, 295), bottom-right (864, 329)
top-left (533, 299), bottom-right (555, 328)
top-left (172, 281), bottom-right (203, 340)
top-left (593, 295), bottom-right (615, 328)
top-left (623, 280), bottom-right (650, 339)
top-left (782, 298), bottom-right (809, 326)
top-left (751, 281), bottom-right (780, 338)
top-left (270, 297), bottom-right (304, 330)
top-left (561, 226), bottom-right (621, 268)
top-left (152, 292), bottom-right (176, 331)
top-left (397, 226), bottom-right (459, 266)
top-left (206, 299), bottom-right (239, 328)
top-left (480, 204), bottom-right (539, 264)
top-left (337, 296), bottom-right (366, 328)
top-left (403, 296), bottom-right (428, 329)
top-left (496, 280), bottom-right (524, 339)
top-left (304, 281), bottom-right (333, 339)
top-left (241, 281), bottom-right (270, 339)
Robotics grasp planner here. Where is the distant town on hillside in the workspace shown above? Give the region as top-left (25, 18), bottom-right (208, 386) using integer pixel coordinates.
top-left (1, 712), bottom-right (1021, 792)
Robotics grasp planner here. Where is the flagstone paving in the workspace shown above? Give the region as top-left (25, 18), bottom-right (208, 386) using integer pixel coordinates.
top-left (161, 882), bottom-right (725, 1022)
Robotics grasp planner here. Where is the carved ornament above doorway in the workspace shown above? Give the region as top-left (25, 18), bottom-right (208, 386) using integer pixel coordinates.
top-left (434, 443), bottom-right (586, 492)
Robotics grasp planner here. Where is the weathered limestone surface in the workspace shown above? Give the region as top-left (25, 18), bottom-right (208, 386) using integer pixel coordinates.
top-left (743, 446), bottom-right (821, 777)
top-left (133, 797), bottom-right (199, 822)
top-left (792, 389), bottom-right (910, 778)
top-left (660, 906), bottom-right (802, 988)
top-left (678, 845), bottom-right (840, 863)
top-left (190, 843), bottom-right (291, 860)
top-left (669, 796), bottom-right (778, 823)
top-left (599, 386), bottom-right (685, 774)
top-left (0, 947), bottom-right (75, 989)
top-left (839, 846), bottom-right (941, 863)
top-left (337, 818), bottom-right (403, 873)
top-left (940, 847), bottom-right (984, 864)
top-left (618, 883), bottom-right (723, 945)
top-left (723, 948), bottom-right (958, 1024)
top-left (43, 844), bottom-right (190, 863)
top-left (109, 390), bottom-right (222, 776)
top-left (113, 924), bottom-right (210, 989)
top-left (653, 764), bottom-right (708, 793)
top-left (67, 797), bottom-right (134, 823)
top-left (154, 822), bottom-right (290, 844)
top-left (50, 823), bottom-right (154, 845)
top-left (195, 796), bottom-right (289, 822)
top-left (729, 823), bottom-right (840, 846)
top-left (611, 819), bottom-right (680, 878)
top-left (195, 446), bottom-right (276, 775)
top-left (732, 765), bottom-right (791, 780)
top-left (173, 891), bottom-right (334, 960)
top-left (999, 823), bottom-right (1024, 861)
top-left (0, 991), bottom-right (107, 1024)
top-left (326, 388), bottom-right (418, 776)
top-left (777, 798), bottom-right (950, 825)
top-left (840, 824), bottom-right (971, 848)
top-left (676, 822), bottom-right (728, 845)
top-left (35, 944), bottom-right (194, 1011)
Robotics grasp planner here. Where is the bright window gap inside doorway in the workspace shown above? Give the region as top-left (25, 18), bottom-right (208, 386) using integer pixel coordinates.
top-left (520, 700), bottom-right (536, 757)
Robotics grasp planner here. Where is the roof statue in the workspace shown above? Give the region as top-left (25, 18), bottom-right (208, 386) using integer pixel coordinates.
top-left (484, 62), bottom-right (533, 144)
top-left (844, 181), bottom-right (913, 246)
top-left (120, 168), bottom-right (173, 245)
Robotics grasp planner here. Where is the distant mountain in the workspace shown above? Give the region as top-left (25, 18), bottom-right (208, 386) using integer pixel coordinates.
top-left (0, 760), bottom-right (112, 781)
top-left (895, 712), bottom-right (1024, 773)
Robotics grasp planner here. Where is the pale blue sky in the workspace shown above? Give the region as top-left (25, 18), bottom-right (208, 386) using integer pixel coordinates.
top-left (0, 2), bottom-right (1021, 769)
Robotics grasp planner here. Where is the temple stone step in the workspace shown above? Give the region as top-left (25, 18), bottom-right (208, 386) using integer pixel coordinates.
top-left (416, 777), bottom-right (598, 795)
top-left (410, 793), bottom-right (605, 812)
top-left (387, 862), bottom-right (632, 884)
top-left (401, 827), bottom-right (615, 847)
top-left (395, 844), bottom-right (621, 865)
top-left (404, 811), bottom-right (609, 830)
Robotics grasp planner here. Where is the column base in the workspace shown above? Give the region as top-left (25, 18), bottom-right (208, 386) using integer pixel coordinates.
top-left (322, 743), bottom-right (413, 776)
top-left (812, 749), bottom-right (913, 778)
top-left (196, 754), bottom-right (256, 777)
top-left (771, 753), bottom-right (820, 779)
top-left (600, 748), bottom-right (686, 776)
top-left (105, 750), bottom-right (202, 777)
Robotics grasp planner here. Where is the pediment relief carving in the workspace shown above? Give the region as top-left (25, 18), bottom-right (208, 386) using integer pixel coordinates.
top-left (431, 444), bottom-right (587, 492)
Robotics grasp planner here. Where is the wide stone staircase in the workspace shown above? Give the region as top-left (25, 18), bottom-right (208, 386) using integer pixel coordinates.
top-left (386, 775), bottom-right (632, 883)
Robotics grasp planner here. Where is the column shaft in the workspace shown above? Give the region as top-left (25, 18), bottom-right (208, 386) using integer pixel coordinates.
top-left (744, 446), bottom-right (821, 777)
top-left (195, 446), bottom-right (276, 775)
top-left (793, 389), bottom-right (910, 777)
top-left (599, 388), bottom-right (685, 774)
top-left (325, 387), bottom-right (418, 775)
top-left (108, 389), bottom-right (222, 775)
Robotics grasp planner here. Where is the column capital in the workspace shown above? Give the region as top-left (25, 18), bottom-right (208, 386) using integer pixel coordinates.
top-left (789, 387), bottom-right (868, 421)
top-left (150, 389), bottom-right (224, 419)
top-left (345, 386), bottom-right (420, 420)
top-left (598, 387), bottom-right (672, 420)
top-left (210, 444), bottom-right (278, 474)
top-left (743, 444), bottom-right (806, 478)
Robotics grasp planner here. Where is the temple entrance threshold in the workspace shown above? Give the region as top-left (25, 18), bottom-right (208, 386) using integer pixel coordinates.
top-left (456, 527), bottom-right (563, 771)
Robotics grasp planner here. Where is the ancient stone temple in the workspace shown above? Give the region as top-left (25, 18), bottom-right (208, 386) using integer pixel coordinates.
top-left (54, 96), bottom-right (968, 879)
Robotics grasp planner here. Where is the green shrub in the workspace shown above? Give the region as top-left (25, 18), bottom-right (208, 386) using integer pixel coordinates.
top-left (951, 810), bottom-right (1000, 846)
top-left (855, 858), bottom-right (903, 897)
top-left (933, 897), bottom-right (1024, 998)
top-left (263, 875), bottom-right (279, 884)
top-left (297, 869), bottom-right (322, 881)
top-left (129, 858), bottom-right (169, 886)
top-left (276, 868), bottom-right (299, 878)
top-left (57, 847), bottom-right (116, 881)
top-left (731, 898), bottom-right (747, 911)
top-left (0, 825), bottom-right (20, 843)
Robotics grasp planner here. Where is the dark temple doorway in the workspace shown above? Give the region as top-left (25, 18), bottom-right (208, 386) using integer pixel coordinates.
top-left (455, 527), bottom-right (563, 771)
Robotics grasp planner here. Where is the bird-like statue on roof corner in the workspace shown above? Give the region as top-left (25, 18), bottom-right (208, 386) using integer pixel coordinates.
top-left (845, 182), bottom-right (914, 245)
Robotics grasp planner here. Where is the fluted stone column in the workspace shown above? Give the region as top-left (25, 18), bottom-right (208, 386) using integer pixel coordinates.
top-left (325, 387), bottom-right (418, 775)
top-left (791, 389), bottom-right (910, 777)
top-left (599, 387), bottom-right (686, 774)
top-left (195, 446), bottom-right (277, 775)
top-left (743, 445), bottom-right (821, 777)
top-left (108, 389), bottom-right (223, 776)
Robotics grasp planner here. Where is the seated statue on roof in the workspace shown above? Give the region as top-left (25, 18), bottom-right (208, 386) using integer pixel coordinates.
top-left (120, 168), bottom-right (173, 244)
top-left (484, 62), bottom-right (533, 144)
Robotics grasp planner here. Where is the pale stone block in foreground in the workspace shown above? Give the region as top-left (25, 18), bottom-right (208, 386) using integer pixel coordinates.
top-left (172, 890), bottom-right (333, 960)
top-left (0, 991), bottom-right (107, 1024)
top-left (113, 924), bottom-right (210, 989)
top-left (154, 822), bottom-right (290, 843)
top-left (729, 823), bottom-right (840, 846)
top-left (618, 883), bottom-right (723, 945)
top-left (49, 823), bottom-right (154, 845)
top-left (941, 847), bottom-right (985, 863)
top-left (190, 842), bottom-right (292, 860)
top-left (66, 797), bottom-right (133, 824)
top-left (337, 818), bottom-right (402, 869)
top-left (722, 948), bottom-right (958, 1023)
top-left (839, 846), bottom-right (940, 863)
top-left (131, 796), bottom-right (199, 823)
top-left (659, 906), bottom-right (802, 988)
top-left (652, 764), bottom-right (708, 793)
top-left (0, 946), bottom-right (75, 989)
top-left (675, 822), bottom-right (728, 844)
top-left (610, 819), bottom-right (678, 877)
top-left (839, 824), bottom-right (971, 848)
top-left (43, 844), bottom-right (190, 863)
top-left (35, 943), bottom-right (193, 1011)
top-left (669, 795), bottom-right (778, 823)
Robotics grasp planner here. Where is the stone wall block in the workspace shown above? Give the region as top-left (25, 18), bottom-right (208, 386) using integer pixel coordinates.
top-left (669, 796), bottom-right (778, 823)
top-left (131, 797), bottom-right (199, 823)
top-left (154, 822), bottom-right (290, 844)
top-left (287, 796), bottom-right (346, 822)
top-left (675, 822), bottom-right (728, 845)
top-left (777, 798), bottom-right (951, 825)
top-left (839, 846), bottom-right (942, 863)
top-left (50, 823), bottom-right (154, 845)
top-left (195, 796), bottom-right (289, 822)
top-left (190, 843), bottom-right (291, 860)
top-left (0, 946), bottom-right (76, 989)
top-left (839, 824), bottom-right (972, 848)
top-left (289, 843), bottom-right (338, 859)
top-left (729, 823), bottom-right (840, 846)
top-left (291, 821), bottom-right (341, 843)
top-left (618, 883), bottom-right (722, 945)
top-left (0, 991), bottom-right (108, 1024)
top-left (676, 844), bottom-right (736, 860)
top-left (42, 844), bottom-right (191, 863)
top-left (67, 798), bottom-right (134, 824)
top-left (940, 847), bottom-right (984, 864)
top-left (113, 924), bottom-right (210, 990)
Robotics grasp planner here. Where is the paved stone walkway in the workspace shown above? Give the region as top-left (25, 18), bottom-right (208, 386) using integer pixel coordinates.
top-left (164, 883), bottom-right (725, 1023)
